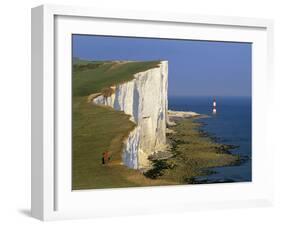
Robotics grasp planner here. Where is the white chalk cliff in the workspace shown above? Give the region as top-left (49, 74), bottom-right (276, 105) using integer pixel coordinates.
top-left (93, 61), bottom-right (168, 169)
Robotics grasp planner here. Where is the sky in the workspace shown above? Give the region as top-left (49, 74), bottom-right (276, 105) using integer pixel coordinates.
top-left (73, 35), bottom-right (252, 97)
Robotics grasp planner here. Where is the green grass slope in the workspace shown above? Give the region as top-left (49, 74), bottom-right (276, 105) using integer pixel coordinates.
top-left (73, 61), bottom-right (160, 96)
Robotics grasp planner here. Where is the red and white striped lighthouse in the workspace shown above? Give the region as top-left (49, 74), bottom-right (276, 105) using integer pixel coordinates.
top-left (212, 97), bottom-right (217, 114)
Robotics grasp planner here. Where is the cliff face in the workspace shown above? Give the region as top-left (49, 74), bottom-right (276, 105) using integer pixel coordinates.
top-left (93, 61), bottom-right (168, 169)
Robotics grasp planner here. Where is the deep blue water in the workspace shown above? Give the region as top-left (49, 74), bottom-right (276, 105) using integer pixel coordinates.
top-left (168, 96), bottom-right (252, 183)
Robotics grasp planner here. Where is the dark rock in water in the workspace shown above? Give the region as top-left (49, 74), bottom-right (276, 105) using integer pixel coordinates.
top-left (231, 154), bottom-right (250, 166)
top-left (215, 144), bottom-right (240, 154)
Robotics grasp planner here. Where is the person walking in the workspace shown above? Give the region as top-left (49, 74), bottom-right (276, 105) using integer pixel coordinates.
top-left (102, 151), bottom-right (110, 165)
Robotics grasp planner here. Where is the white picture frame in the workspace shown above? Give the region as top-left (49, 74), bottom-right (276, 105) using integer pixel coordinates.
top-left (31, 4), bottom-right (274, 221)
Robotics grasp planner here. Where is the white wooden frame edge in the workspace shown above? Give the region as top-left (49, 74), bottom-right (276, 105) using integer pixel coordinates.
top-left (31, 4), bottom-right (274, 221)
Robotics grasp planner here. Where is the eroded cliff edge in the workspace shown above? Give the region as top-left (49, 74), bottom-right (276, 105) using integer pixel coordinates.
top-left (92, 61), bottom-right (168, 169)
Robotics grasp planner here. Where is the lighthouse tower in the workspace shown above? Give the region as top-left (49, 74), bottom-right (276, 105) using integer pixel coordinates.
top-left (212, 97), bottom-right (217, 114)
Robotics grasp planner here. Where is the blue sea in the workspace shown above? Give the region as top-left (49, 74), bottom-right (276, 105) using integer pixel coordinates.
top-left (168, 96), bottom-right (252, 183)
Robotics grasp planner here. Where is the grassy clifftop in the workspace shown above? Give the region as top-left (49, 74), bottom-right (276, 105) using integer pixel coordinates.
top-left (73, 61), bottom-right (160, 97)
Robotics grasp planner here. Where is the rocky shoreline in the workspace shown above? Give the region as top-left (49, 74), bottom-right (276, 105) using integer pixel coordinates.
top-left (144, 110), bottom-right (241, 184)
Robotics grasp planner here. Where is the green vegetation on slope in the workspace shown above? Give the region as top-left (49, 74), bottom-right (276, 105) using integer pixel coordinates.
top-left (73, 61), bottom-right (160, 96)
